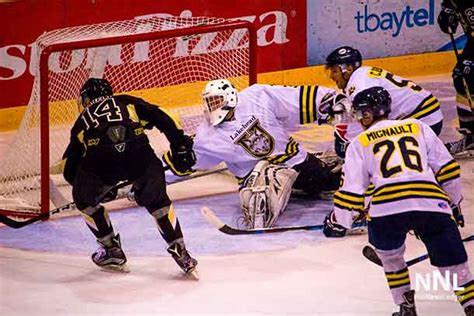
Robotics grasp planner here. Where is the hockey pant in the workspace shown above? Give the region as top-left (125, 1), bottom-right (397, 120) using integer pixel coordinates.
top-left (369, 211), bottom-right (473, 308)
top-left (74, 157), bottom-right (184, 247)
top-left (239, 161), bottom-right (298, 228)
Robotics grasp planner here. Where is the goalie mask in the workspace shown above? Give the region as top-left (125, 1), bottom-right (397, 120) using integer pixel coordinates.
top-left (202, 79), bottom-right (238, 126)
top-left (78, 78), bottom-right (113, 108)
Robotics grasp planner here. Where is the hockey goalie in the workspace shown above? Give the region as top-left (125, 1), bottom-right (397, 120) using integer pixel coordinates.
top-left (163, 79), bottom-right (347, 228)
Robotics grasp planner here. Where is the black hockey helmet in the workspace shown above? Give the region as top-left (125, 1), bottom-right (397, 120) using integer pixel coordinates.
top-left (78, 77), bottom-right (113, 108)
top-left (352, 86), bottom-right (391, 120)
top-left (325, 46), bottom-right (362, 68)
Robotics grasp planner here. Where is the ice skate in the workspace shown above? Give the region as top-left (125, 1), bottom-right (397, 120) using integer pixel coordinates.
top-left (92, 234), bottom-right (129, 273)
top-left (445, 129), bottom-right (473, 159)
top-left (167, 242), bottom-right (198, 279)
top-left (392, 290), bottom-right (417, 316)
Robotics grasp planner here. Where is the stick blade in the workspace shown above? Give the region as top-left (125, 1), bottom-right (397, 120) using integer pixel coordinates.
top-left (362, 245), bottom-right (383, 267)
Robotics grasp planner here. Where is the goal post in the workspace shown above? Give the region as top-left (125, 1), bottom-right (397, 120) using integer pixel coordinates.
top-left (0, 17), bottom-right (257, 218)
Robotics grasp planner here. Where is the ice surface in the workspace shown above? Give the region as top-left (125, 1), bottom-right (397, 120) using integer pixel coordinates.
top-left (0, 74), bottom-right (473, 315)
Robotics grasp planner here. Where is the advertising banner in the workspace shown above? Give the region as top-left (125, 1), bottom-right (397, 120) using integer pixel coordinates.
top-left (0, 0), bottom-right (306, 109)
top-left (307, 0), bottom-right (459, 65)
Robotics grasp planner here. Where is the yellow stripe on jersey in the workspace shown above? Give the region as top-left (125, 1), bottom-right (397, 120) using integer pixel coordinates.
top-left (365, 183), bottom-right (375, 196)
top-left (371, 181), bottom-right (450, 204)
top-left (455, 280), bottom-right (474, 305)
top-left (333, 190), bottom-right (365, 211)
top-left (267, 137), bottom-right (299, 164)
top-left (299, 86), bottom-right (318, 124)
top-left (358, 122), bottom-right (419, 147)
top-left (436, 159), bottom-right (461, 184)
top-left (400, 94), bottom-right (441, 120)
top-left (127, 104), bottom-right (140, 123)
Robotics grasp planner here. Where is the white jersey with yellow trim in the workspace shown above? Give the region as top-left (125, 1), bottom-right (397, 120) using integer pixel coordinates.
top-left (344, 66), bottom-right (443, 139)
top-left (333, 118), bottom-right (462, 229)
top-left (192, 84), bottom-right (336, 179)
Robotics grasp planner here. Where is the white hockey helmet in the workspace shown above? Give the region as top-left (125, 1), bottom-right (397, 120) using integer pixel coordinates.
top-left (202, 79), bottom-right (238, 126)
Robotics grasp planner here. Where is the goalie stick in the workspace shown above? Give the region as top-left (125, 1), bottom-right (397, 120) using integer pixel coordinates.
top-left (362, 234), bottom-right (474, 268)
top-left (201, 206), bottom-right (367, 235)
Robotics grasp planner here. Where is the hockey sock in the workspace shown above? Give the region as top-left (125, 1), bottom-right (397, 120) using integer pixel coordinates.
top-left (376, 244), bottom-right (412, 305)
top-left (81, 205), bottom-right (114, 239)
top-left (151, 204), bottom-right (184, 245)
top-left (438, 262), bottom-right (474, 308)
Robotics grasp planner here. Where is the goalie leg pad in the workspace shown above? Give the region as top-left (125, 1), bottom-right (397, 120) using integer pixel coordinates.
top-left (240, 163), bottom-right (298, 228)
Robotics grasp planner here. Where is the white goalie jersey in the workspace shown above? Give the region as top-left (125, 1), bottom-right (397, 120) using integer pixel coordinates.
top-left (333, 118), bottom-right (462, 229)
top-left (192, 84), bottom-right (336, 179)
top-left (344, 66), bottom-right (443, 139)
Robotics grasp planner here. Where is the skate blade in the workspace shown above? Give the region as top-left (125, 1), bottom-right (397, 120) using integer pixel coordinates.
top-left (187, 268), bottom-right (199, 280)
top-left (100, 263), bottom-right (130, 273)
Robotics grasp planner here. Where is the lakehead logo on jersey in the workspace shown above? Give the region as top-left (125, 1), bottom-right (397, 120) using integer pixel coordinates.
top-left (234, 117), bottom-right (275, 158)
top-left (354, 0), bottom-right (435, 38)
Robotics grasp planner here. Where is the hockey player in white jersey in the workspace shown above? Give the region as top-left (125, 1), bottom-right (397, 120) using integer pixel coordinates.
top-left (164, 79), bottom-right (347, 229)
top-left (322, 86), bottom-right (473, 316)
top-left (324, 46), bottom-right (443, 158)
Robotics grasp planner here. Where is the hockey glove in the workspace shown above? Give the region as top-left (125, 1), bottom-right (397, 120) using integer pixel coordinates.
top-left (437, 4), bottom-right (459, 34)
top-left (451, 203), bottom-right (465, 228)
top-left (318, 93), bottom-right (350, 125)
top-left (323, 211), bottom-right (347, 238)
top-left (167, 135), bottom-right (196, 175)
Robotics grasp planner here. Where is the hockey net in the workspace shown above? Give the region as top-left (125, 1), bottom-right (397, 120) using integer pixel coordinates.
top-left (0, 17), bottom-right (256, 217)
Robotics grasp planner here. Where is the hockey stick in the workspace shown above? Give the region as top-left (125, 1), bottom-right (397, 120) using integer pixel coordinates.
top-left (362, 234), bottom-right (474, 268)
top-left (167, 166), bottom-right (229, 185)
top-left (0, 180), bottom-right (132, 229)
top-left (201, 206), bottom-right (367, 235)
top-left (449, 32), bottom-right (473, 109)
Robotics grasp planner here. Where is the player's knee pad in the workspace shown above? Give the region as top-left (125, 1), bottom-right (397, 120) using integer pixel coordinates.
top-left (438, 262), bottom-right (472, 286)
top-left (239, 163), bottom-right (298, 228)
top-left (375, 244), bottom-right (407, 272)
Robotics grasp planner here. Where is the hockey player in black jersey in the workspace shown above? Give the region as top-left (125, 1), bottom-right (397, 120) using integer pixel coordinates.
top-left (62, 78), bottom-right (197, 275)
top-left (438, 0), bottom-right (474, 157)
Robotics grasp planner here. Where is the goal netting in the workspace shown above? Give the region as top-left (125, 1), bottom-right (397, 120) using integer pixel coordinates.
top-left (0, 16), bottom-right (256, 217)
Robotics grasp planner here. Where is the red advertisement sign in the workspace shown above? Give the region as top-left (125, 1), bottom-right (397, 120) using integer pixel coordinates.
top-left (0, 0), bottom-right (306, 109)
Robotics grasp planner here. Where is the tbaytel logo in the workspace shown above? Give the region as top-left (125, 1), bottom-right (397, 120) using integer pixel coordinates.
top-left (354, 0), bottom-right (435, 38)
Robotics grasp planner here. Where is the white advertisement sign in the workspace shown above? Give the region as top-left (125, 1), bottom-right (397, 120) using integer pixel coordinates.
top-left (307, 0), bottom-right (456, 65)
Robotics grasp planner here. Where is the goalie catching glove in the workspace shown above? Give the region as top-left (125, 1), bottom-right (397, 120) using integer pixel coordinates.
top-left (163, 135), bottom-right (196, 176)
top-left (239, 161), bottom-right (298, 229)
top-left (317, 92), bottom-right (351, 126)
